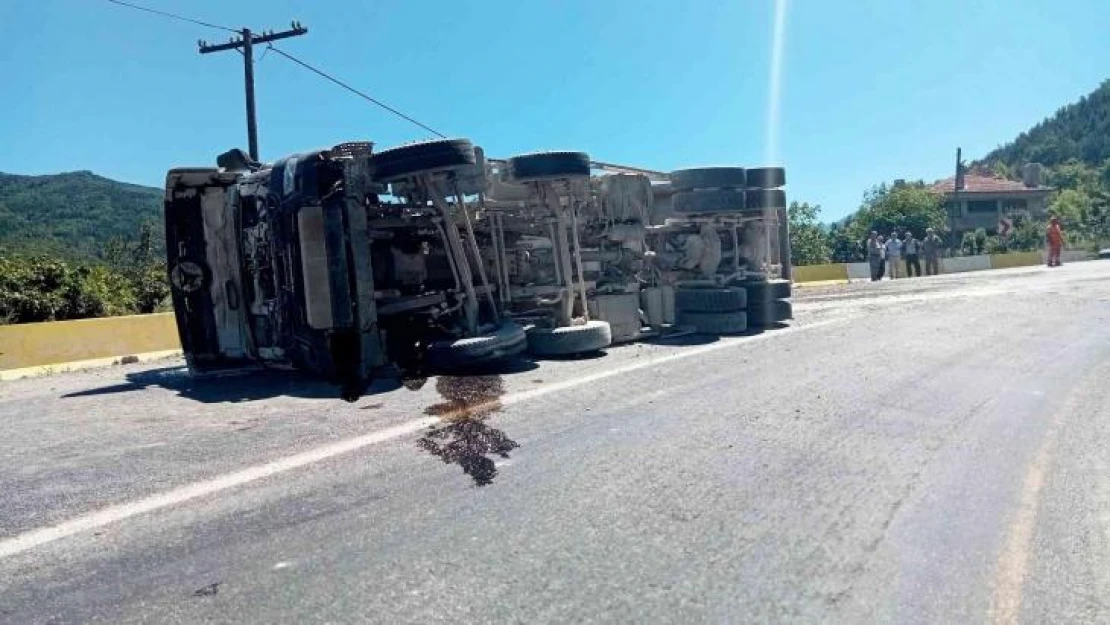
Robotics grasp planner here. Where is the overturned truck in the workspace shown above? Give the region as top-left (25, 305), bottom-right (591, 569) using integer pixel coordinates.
top-left (164, 139), bottom-right (525, 399)
top-left (164, 141), bottom-right (791, 397)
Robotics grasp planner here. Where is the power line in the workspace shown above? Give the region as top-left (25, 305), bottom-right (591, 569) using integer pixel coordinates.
top-left (266, 44), bottom-right (447, 139)
top-left (104, 0), bottom-right (238, 33)
top-left (103, 0), bottom-right (447, 143)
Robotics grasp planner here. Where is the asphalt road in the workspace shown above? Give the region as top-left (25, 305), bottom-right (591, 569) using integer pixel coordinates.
top-left (3, 262), bottom-right (1110, 624)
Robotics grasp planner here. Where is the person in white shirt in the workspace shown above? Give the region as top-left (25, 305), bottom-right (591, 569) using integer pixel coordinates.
top-left (884, 231), bottom-right (903, 279)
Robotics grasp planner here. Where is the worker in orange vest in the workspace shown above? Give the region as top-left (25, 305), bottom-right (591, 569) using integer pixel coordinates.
top-left (1046, 217), bottom-right (1064, 267)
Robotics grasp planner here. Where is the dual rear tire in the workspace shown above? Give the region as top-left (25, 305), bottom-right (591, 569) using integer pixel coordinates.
top-left (675, 286), bottom-right (748, 334)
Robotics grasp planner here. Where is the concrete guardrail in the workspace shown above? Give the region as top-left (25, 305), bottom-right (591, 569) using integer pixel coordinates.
top-left (792, 263), bottom-right (849, 283)
top-left (989, 251), bottom-right (1043, 269)
top-left (0, 312), bottom-right (181, 379)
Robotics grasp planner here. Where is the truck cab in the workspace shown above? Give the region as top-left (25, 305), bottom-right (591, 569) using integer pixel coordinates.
top-left (164, 143), bottom-right (387, 398)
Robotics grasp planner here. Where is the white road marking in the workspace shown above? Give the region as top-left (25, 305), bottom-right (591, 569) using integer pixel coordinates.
top-left (0, 419), bottom-right (437, 559)
top-left (0, 319), bottom-right (838, 560)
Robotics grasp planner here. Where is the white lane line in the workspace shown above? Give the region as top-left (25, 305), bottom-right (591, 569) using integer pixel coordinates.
top-left (0, 418), bottom-right (436, 559)
top-left (0, 319), bottom-right (838, 560)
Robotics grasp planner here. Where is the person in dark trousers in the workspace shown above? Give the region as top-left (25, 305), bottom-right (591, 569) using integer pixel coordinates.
top-left (922, 227), bottom-right (943, 276)
top-left (867, 231), bottom-right (883, 281)
top-left (903, 231), bottom-right (922, 277)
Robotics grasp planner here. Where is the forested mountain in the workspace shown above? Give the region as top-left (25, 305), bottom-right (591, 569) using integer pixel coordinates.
top-left (979, 80), bottom-right (1110, 173)
top-left (0, 171), bottom-right (163, 259)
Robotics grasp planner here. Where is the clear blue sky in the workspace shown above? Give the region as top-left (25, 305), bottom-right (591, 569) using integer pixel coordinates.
top-left (1, 0), bottom-right (1108, 220)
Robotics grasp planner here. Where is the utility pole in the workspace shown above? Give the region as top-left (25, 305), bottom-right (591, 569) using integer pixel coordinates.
top-left (951, 147), bottom-right (962, 248)
top-left (199, 21), bottom-right (308, 161)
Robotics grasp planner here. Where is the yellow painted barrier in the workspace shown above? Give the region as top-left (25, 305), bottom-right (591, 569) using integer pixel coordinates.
top-left (792, 263), bottom-right (850, 283)
top-left (990, 252), bottom-right (1043, 270)
top-left (0, 312), bottom-right (180, 372)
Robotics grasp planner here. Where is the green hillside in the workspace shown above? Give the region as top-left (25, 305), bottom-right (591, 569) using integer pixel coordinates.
top-left (980, 80), bottom-right (1110, 170)
top-left (0, 170), bottom-right (163, 259)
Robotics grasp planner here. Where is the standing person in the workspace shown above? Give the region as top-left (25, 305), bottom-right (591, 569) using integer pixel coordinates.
top-left (867, 231), bottom-right (883, 281)
top-left (1046, 217), bottom-right (1064, 267)
top-left (877, 235), bottom-right (887, 280)
top-left (903, 231), bottom-right (922, 277)
top-left (884, 230), bottom-right (902, 279)
top-left (922, 227), bottom-right (943, 276)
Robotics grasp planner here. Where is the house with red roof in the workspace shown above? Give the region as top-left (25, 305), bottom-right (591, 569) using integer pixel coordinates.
top-left (927, 164), bottom-right (1053, 236)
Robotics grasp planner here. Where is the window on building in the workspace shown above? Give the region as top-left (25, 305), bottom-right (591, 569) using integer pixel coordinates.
top-left (1001, 199), bottom-right (1027, 212)
top-left (967, 200), bottom-right (998, 214)
top-left (945, 202), bottom-right (959, 216)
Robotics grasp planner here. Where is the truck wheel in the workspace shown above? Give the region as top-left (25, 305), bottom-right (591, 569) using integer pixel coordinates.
top-left (526, 320), bottom-right (612, 356)
top-left (672, 189), bottom-right (746, 214)
top-left (744, 278), bottom-right (792, 301)
top-left (370, 138), bottom-right (476, 183)
top-left (677, 310), bottom-right (748, 335)
top-left (747, 299), bottom-right (792, 326)
top-left (674, 286), bottom-right (747, 313)
top-left (744, 189), bottom-right (787, 210)
top-left (506, 151), bottom-right (591, 182)
top-left (426, 321), bottom-right (527, 371)
top-left (669, 167), bottom-right (747, 192)
top-left (745, 167), bottom-right (786, 188)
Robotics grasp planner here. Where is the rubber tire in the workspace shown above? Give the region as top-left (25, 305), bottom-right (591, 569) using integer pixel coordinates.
top-left (677, 310), bottom-right (748, 335)
top-left (672, 189), bottom-right (746, 214)
top-left (426, 321), bottom-right (527, 370)
top-left (747, 299), bottom-right (792, 326)
top-left (370, 138), bottom-right (476, 182)
top-left (745, 189), bottom-right (787, 210)
top-left (744, 279), bottom-right (792, 302)
top-left (674, 287), bottom-right (747, 313)
top-left (527, 320), bottom-right (612, 356)
top-left (746, 167), bottom-right (786, 189)
top-left (669, 167), bottom-right (747, 191)
top-left (507, 151), bottom-right (590, 182)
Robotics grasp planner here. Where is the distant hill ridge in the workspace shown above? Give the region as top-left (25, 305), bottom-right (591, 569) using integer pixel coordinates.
top-left (979, 79), bottom-right (1110, 171)
top-left (0, 170), bottom-right (163, 259)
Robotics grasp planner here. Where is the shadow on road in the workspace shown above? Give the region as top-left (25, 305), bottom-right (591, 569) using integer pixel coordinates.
top-left (59, 357), bottom-right (537, 410)
top-left (60, 366), bottom-right (342, 402)
top-left (60, 358), bottom-right (536, 404)
top-left (417, 374), bottom-right (519, 487)
top-left (528, 350), bottom-right (610, 362)
top-left (643, 332), bottom-right (723, 346)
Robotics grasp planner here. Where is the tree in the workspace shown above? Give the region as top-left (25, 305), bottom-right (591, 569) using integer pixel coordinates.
top-left (1085, 190), bottom-right (1110, 246)
top-left (104, 222), bottom-right (169, 313)
top-left (787, 201), bottom-right (831, 266)
top-left (827, 222), bottom-right (863, 263)
top-left (1006, 219), bottom-right (1045, 252)
top-left (1047, 188), bottom-right (1088, 227)
top-left (848, 183), bottom-right (947, 242)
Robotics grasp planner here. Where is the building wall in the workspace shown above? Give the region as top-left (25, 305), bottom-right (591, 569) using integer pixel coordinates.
top-left (946, 192), bottom-right (1051, 235)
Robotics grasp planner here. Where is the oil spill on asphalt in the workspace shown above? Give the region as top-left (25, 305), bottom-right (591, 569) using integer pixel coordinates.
top-left (417, 375), bottom-right (519, 486)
